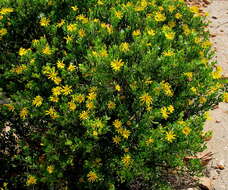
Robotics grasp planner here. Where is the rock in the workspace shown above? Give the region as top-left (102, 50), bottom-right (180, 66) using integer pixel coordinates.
top-left (198, 177), bottom-right (213, 190)
top-left (215, 120), bottom-right (221, 123)
top-left (211, 16), bottom-right (217, 19)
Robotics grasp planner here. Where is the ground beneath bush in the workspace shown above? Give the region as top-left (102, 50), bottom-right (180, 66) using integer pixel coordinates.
top-left (203, 0), bottom-right (228, 189)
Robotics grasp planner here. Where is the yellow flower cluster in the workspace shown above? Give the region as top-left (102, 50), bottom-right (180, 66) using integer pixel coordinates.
top-left (43, 66), bottom-right (61, 85)
top-left (161, 82), bottom-right (173, 96)
top-left (11, 65), bottom-right (27, 74)
top-left (0, 7), bottom-right (14, 15)
top-left (160, 105), bottom-right (174, 119)
top-left (113, 119), bottom-right (131, 139)
top-left (45, 107), bottom-right (59, 119)
top-left (154, 12), bottom-right (166, 22)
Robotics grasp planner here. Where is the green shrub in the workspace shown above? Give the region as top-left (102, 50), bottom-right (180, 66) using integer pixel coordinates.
top-left (0, 0), bottom-right (225, 189)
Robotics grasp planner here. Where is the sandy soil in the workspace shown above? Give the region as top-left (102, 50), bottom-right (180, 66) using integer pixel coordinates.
top-left (204, 0), bottom-right (228, 189)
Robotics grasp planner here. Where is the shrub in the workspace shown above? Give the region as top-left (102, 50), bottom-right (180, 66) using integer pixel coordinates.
top-left (0, 0), bottom-right (224, 189)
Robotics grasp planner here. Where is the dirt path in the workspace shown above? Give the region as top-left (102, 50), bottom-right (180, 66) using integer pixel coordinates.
top-left (204, 0), bottom-right (228, 189)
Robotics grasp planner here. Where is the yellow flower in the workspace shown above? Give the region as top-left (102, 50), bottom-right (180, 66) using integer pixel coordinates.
top-left (99, 49), bottom-right (108, 57)
top-left (78, 29), bottom-right (86, 37)
top-left (224, 92), bottom-right (228, 103)
top-left (56, 60), bottom-right (65, 69)
top-left (32, 96), bottom-right (43, 107)
top-left (64, 35), bottom-right (73, 43)
top-left (199, 96), bottom-right (207, 104)
top-left (42, 45), bottom-right (52, 55)
top-left (190, 6), bottom-right (199, 14)
top-left (182, 126), bottom-right (191, 136)
top-left (45, 107), bottom-right (59, 119)
top-left (67, 24), bottom-right (77, 32)
top-left (115, 84), bottom-right (121, 92)
top-left (0, 28), bottom-right (7, 36)
top-left (113, 119), bottom-right (122, 129)
top-left (212, 66), bottom-right (222, 79)
top-left (52, 86), bottom-right (62, 96)
top-left (132, 29), bottom-right (141, 36)
top-left (147, 29), bottom-right (155, 36)
top-left (87, 92), bottom-right (97, 101)
top-left (47, 165), bottom-right (54, 174)
top-left (139, 93), bottom-right (153, 106)
top-left (19, 48), bottom-right (28, 56)
top-left (12, 65), bottom-right (27, 74)
top-left (68, 63), bottom-right (76, 72)
top-left (119, 42), bottom-right (130, 52)
top-left (57, 19), bottom-right (65, 27)
top-left (161, 82), bottom-right (173, 96)
top-left (0, 8), bottom-right (14, 15)
top-left (47, 70), bottom-right (57, 80)
top-left (168, 21), bottom-right (176, 28)
top-left (71, 6), bottom-right (78, 11)
top-left (20, 108), bottom-right (28, 119)
top-left (62, 85), bottom-right (73, 95)
top-left (165, 32), bottom-right (175, 40)
top-left (165, 131), bottom-right (176, 142)
top-left (73, 94), bottom-right (85, 103)
top-left (87, 171), bottom-right (98, 183)
top-left (97, 0), bottom-right (104, 5)
top-left (190, 87), bottom-right (197, 94)
top-left (183, 72), bottom-right (193, 80)
top-left (168, 5), bottom-right (176, 13)
top-left (154, 12), bottom-right (166, 22)
top-left (167, 105), bottom-right (174, 113)
top-left (175, 13), bottom-right (182, 19)
top-left (112, 136), bottom-right (121, 144)
top-left (76, 14), bottom-right (89, 24)
top-left (114, 10), bottom-right (123, 19)
top-left (146, 138), bottom-right (154, 145)
top-left (40, 17), bottom-right (50, 27)
top-left (111, 59), bottom-right (124, 71)
top-left (121, 129), bottom-right (131, 139)
top-left (201, 41), bottom-right (212, 48)
top-left (68, 101), bottom-right (77, 111)
top-left (49, 96), bottom-right (59, 102)
top-left (122, 154), bottom-right (132, 167)
top-left (86, 101), bottom-right (95, 110)
top-left (163, 50), bottom-right (174, 56)
top-left (107, 101), bottom-right (116, 109)
top-left (161, 107), bottom-right (169, 119)
top-left (194, 37), bottom-right (201, 44)
top-left (79, 111), bottom-right (89, 120)
top-left (26, 175), bottom-right (37, 185)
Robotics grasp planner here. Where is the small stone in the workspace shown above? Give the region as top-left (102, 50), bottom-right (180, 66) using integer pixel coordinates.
top-left (220, 29), bottom-right (224, 32)
top-left (215, 161), bottom-right (225, 170)
top-left (215, 120), bottom-right (221, 123)
top-left (211, 16), bottom-right (217, 19)
top-left (198, 177), bottom-right (213, 190)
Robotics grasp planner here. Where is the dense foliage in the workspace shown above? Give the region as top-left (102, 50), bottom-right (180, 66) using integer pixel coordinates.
top-left (0, 0), bottom-right (225, 189)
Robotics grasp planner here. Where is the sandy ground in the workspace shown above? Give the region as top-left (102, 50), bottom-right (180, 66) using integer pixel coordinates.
top-left (204, 0), bottom-right (228, 189)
